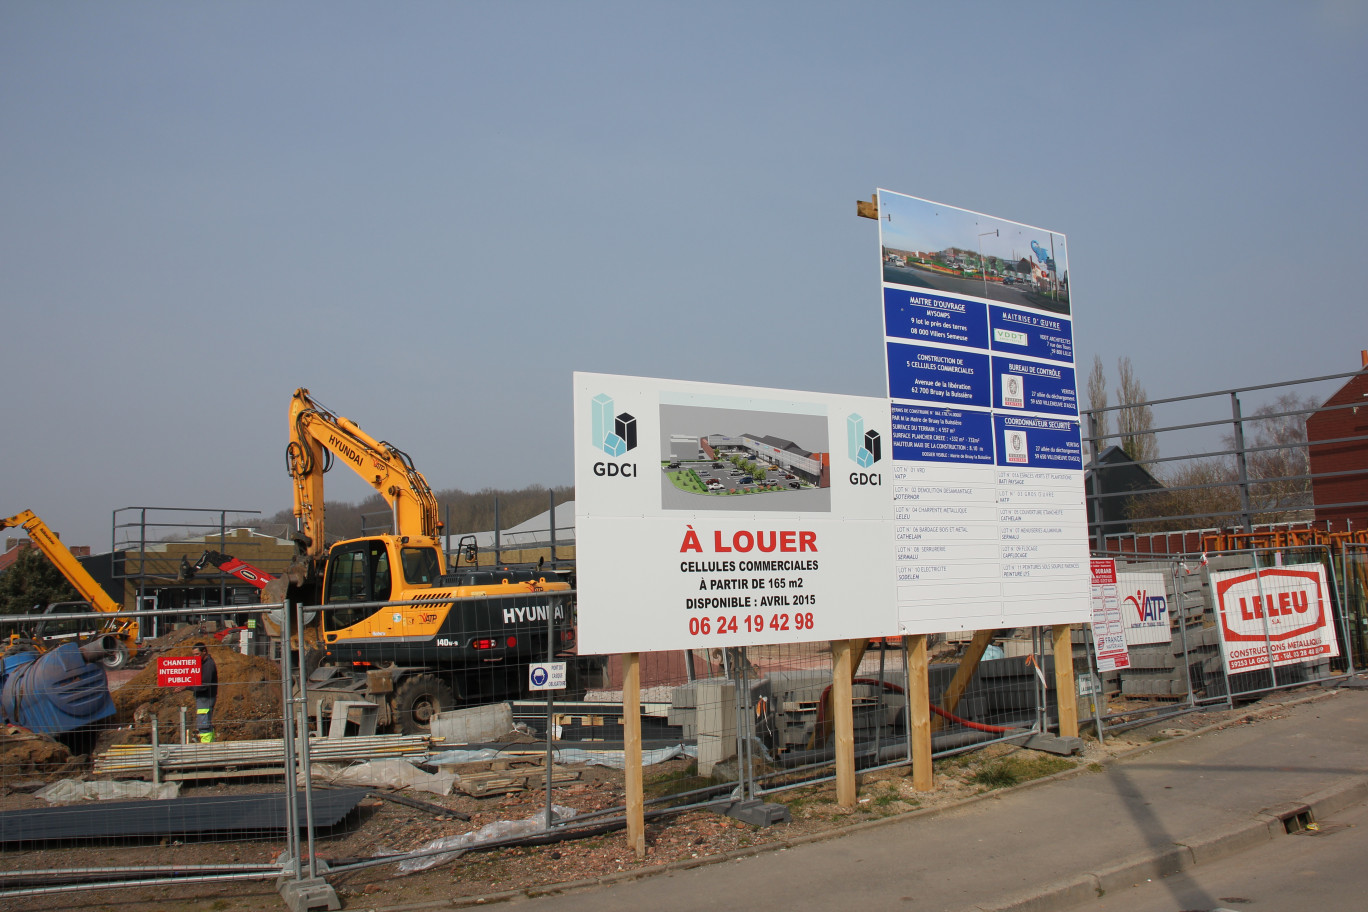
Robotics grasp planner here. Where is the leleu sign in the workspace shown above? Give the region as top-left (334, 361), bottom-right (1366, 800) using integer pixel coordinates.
top-left (157, 656), bottom-right (202, 687)
top-left (1210, 563), bottom-right (1340, 673)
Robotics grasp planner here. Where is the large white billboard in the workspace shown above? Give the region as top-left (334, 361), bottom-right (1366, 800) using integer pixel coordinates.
top-left (878, 189), bottom-right (1091, 632)
top-left (573, 372), bottom-right (899, 654)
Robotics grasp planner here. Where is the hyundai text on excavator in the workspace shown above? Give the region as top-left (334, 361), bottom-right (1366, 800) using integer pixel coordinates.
top-left (0, 510), bottom-right (138, 669)
top-left (269, 388), bottom-right (602, 733)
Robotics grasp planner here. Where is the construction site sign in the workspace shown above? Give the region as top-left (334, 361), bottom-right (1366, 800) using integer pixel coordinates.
top-left (878, 189), bottom-right (1090, 633)
top-left (573, 372), bottom-right (898, 654)
top-left (156, 656), bottom-right (202, 687)
top-left (528, 662), bottom-right (567, 691)
top-left (1210, 563), bottom-right (1340, 673)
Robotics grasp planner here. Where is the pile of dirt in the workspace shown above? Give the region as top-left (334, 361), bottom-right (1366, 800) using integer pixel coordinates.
top-left (138, 621), bottom-right (232, 653)
top-left (108, 644), bottom-right (284, 746)
top-left (0, 725), bottom-right (72, 778)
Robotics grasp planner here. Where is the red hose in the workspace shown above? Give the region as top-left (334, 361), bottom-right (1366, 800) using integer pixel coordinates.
top-left (812, 677), bottom-right (1016, 735)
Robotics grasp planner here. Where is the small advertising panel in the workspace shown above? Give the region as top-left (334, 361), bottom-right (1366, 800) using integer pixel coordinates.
top-left (1088, 559), bottom-right (1130, 672)
top-left (573, 372), bottom-right (898, 654)
top-left (879, 189), bottom-right (1089, 633)
top-left (1210, 563), bottom-right (1340, 673)
top-left (1117, 570), bottom-right (1172, 646)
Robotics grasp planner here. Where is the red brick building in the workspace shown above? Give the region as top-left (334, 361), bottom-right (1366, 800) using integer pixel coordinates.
top-left (1307, 352), bottom-right (1368, 533)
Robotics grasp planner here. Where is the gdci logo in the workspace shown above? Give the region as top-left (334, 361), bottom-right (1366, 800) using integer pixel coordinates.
top-left (846, 413), bottom-right (882, 486)
top-left (591, 393), bottom-right (638, 478)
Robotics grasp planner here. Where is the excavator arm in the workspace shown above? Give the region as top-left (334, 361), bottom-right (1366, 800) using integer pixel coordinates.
top-left (0, 510), bottom-right (138, 666)
top-left (286, 388), bottom-right (444, 566)
top-left (1, 511), bottom-right (124, 615)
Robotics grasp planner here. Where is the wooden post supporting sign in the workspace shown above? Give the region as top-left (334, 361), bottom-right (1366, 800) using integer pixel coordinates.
top-left (1051, 625), bottom-right (1079, 738)
top-left (623, 652), bottom-right (646, 859)
top-left (831, 639), bottom-right (857, 808)
top-left (906, 633), bottom-right (934, 791)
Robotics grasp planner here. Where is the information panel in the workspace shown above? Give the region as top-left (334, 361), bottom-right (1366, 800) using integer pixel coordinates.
top-left (879, 189), bottom-right (1090, 632)
top-left (573, 372), bottom-right (899, 654)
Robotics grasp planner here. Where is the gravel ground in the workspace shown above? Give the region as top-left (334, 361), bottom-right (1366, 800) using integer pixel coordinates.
top-left (0, 685), bottom-right (1326, 912)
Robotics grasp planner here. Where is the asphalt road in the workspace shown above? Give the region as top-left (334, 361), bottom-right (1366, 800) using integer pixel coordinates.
top-left (1084, 797), bottom-right (1368, 912)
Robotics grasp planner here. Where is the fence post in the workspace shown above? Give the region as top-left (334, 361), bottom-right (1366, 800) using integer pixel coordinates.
top-left (1171, 563), bottom-right (1192, 705)
top-left (1324, 544), bottom-right (1354, 676)
top-left (1229, 392), bottom-right (1254, 534)
top-left (278, 602), bottom-right (301, 880)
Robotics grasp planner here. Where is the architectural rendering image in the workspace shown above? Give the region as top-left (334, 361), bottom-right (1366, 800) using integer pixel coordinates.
top-left (657, 403), bottom-right (832, 512)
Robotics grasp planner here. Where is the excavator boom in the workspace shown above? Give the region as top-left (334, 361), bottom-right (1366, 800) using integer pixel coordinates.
top-left (1, 511), bottom-right (123, 614)
top-left (286, 388), bottom-right (444, 564)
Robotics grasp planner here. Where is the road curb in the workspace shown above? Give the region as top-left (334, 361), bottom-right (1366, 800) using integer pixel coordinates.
top-left (964, 771), bottom-right (1368, 912)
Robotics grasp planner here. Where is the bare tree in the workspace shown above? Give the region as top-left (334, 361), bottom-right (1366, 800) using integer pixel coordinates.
top-left (1226, 393), bottom-right (1316, 521)
top-left (1127, 458), bottom-right (1239, 532)
top-left (1085, 355), bottom-right (1110, 459)
top-left (1116, 356), bottom-right (1158, 465)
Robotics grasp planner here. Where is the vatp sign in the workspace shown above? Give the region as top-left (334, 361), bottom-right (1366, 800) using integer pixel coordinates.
top-left (1118, 571), bottom-right (1170, 646)
top-left (1210, 563), bottom-right (1339, 673)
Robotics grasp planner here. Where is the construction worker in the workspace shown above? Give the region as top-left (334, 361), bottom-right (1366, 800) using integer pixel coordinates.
top-left (191, 642), bottom-right (218, 743)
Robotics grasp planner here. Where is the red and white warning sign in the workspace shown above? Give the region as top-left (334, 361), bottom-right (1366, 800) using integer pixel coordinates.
top-left (1089, 558), bottom-right (1131, 672)
top-left (1210, 563), bottom-right (1340, 673)
top-left (157, 656), bottom-right (202, 687)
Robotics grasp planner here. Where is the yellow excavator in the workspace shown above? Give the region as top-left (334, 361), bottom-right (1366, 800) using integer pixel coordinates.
top-left (0, 510), bottom-right (138, 669)
top-left (268, 388), bottom-right (597, 733)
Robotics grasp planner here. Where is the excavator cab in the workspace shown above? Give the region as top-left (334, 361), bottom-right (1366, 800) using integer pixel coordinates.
top-left (320, 538), bottom-right (442, 632)
top-left (322, 539), bottom-right (392, 628)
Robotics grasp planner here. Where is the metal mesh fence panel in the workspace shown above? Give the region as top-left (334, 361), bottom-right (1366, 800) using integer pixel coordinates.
top-left (10, 582), bottom-right (1270, 902)
top-left (1340, 543), bottom-right (1368, 669)
top-left (924, 631), bottom-right (1053, 759)
top-left (1197, 544), bottom-right (1352, 702)
top-left (1081, 557), bottom-right (1203, 736)
top-left (0, 603), bottom-right (296, 904)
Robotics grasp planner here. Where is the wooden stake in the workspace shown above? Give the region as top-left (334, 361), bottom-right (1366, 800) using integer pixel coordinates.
top-left (929, 628), bottom-right (995, 732)
top-left (907, 634), bottom-right (933, 791)
top-left (622, 652), bottom-right (646, 859)
top-left (1051, 625), bottom-right (1078, 738)
top-left (831, 639), bottom-right (857, 808)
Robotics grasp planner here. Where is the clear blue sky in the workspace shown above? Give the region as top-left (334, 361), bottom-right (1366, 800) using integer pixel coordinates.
top-left (4, 1), bottom-right (1365, 548)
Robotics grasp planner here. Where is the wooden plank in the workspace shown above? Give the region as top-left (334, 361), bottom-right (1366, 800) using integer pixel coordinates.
top-left (906, 634), bottom-right (933, 791)
top-left (1053, 624), bottom-right (1079, 738)
top-left (930, 628), bottom-right (995, 732)
top-left (454, 766), bottom-right (580, 797)
top-left (622, 652), bottom-right (646, 860)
